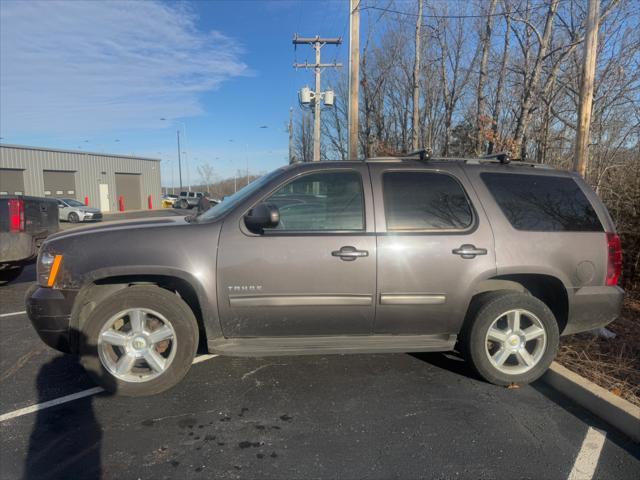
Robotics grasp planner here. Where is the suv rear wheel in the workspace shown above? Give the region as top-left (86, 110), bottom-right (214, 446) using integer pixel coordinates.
top-left (79, 285), bottom-right (198, 396)
top-left (461, 292), bottom-right (559, 386)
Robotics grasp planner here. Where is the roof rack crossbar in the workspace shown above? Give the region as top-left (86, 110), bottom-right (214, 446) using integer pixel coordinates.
top-left (481, 152), bottom-right (511, 164)
top-left (406, 148), bottom-right (433, 161)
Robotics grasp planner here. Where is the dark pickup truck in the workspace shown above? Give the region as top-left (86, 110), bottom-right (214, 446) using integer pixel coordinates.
top-left (0, 196), bottom-right (59, 283)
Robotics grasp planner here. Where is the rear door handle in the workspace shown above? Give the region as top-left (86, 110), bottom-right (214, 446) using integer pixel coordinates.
top-left (332, 246), bottom-right (369, 261)
top-left (452, 244), bottom-right (487, 259)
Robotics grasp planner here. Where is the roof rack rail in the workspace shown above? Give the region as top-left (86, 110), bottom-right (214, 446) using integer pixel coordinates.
top-left (481, 152), bottom-right (511, 164)
top-left (406, 148), bottom-right (433, 161)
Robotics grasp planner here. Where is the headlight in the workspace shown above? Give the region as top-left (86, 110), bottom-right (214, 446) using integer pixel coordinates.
top-left (38, 251), bottom-right (63, 287)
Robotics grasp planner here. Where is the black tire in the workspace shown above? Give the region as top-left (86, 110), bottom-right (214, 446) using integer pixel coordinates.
top-left (68, 212), bottom-right (80, 223)
top-left (180, 200), bottom-right (188, 209)
top-left (79, 285), bottom-right (199, 396)
top-left (0, 266), bottom-right (24, 285)
top-left (460, 291), bottom-right (559, 386)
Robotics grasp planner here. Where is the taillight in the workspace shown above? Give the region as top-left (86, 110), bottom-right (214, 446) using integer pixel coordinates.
top-left (606, 233), bottom-right (622, 286)
top-left (8, 198), bottom-right (25, 232)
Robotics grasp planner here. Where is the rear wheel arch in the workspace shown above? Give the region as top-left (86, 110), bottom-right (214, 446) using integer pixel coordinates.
top-left (466, 274), bottom-right (569, 334)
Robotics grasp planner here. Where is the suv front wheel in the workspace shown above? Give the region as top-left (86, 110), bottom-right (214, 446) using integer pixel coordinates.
top-left (461, 292), bottom-right (559, 386)
top-left (79, 285), bottom-right (199, 396)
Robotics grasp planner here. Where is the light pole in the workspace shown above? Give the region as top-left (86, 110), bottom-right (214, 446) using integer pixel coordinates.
top-left (160, 118), bottom-right (188, 191)
top-left (176, 130), bottom-right (183, 190)
top-left (245, 142), bottom-right (249, 186)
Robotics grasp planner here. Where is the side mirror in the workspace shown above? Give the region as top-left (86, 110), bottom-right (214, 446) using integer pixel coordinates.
top-left (244, 203), bottom-right (279, 234)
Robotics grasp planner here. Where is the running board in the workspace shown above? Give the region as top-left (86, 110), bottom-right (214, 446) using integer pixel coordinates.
top-left (208, 334), bottom-right (457, 357)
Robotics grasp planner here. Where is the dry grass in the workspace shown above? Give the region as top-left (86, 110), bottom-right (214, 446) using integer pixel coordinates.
top-left (557, 297), bottom-right (640, 407)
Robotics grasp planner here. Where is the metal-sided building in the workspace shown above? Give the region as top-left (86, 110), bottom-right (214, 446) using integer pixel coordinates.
top-left (0, 144), bottom-right (161, 212)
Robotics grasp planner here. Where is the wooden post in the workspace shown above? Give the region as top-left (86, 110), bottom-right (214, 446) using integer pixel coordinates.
top-left (573, 0), bottom-right (600, 178)
top-left (348, 0), bottom-right (360, 159)
top-left (411, 0), bottom-right (423, 151)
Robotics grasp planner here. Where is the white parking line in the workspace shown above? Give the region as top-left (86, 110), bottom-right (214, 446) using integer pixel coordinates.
top-left (568, 427), bottom-right (607, 480)
top-left (192, 353), bottom-right (219, 364)
top-left (0, 387), bottom-right (105, 422)
top-left (0, 354), bottom-right (219, 423)
top-left (0, 311), bottom-right (27, 318)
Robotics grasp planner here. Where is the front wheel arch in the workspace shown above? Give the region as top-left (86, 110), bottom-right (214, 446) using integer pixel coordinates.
top-left (71, 272), bottom-right (218, 353)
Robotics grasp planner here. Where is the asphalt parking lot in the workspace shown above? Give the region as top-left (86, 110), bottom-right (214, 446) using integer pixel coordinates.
top-left (1, 211), bottom-right (639, 479)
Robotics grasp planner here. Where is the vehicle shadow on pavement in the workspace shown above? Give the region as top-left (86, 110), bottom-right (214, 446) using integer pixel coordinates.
top-left (0, 263), bottom-right (36, 287)
top-left (24, 331), bottom-right (116, 480)
top-left (410, 350), bottom-right (479, 379)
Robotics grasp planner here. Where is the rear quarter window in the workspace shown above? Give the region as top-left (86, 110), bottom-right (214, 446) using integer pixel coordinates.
top-left (481, 172), bottom-right (603, 232)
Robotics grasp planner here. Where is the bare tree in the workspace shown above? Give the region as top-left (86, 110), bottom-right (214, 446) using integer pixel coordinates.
top-left (197, 164), bottom-right (216, 195)
top-left (475, 0), bottom-right (498, 155)
top-left (294, 111), bottom-right (314, 162)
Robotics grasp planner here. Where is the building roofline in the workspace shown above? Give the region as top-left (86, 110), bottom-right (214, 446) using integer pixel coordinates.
top-left (0, 143), bottom-right (161, 162)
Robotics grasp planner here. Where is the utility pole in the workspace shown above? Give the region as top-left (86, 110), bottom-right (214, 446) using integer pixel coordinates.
top-left (288, 107), bottom-right (295, 164)
top-left (293, 35), bottom-right (342, 161)
top-left (348, 0), bottom-right (360, 159)
top-left (176, 130), bottom-right (183, 190)
top-left (245, 143), bottom-right (249, 186)
top-left (411, 0), bottom-right (423, 151)
top-left (573, 0), bottom-right (600, 178)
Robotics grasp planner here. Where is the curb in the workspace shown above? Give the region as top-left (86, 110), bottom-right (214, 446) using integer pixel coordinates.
top-left (542, 361), bottom-right (640, 442)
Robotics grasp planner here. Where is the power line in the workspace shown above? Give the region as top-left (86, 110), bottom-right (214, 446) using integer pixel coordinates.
top-left (361, 1), bottom-right (555, 21)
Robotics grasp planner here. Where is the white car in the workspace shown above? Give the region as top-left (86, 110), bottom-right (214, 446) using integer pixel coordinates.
top-left (57, 198), bottom-right (103, 223)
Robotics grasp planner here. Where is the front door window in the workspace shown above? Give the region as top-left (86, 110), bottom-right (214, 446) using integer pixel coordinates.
top-left (264, 171), bottom-right (365, 232)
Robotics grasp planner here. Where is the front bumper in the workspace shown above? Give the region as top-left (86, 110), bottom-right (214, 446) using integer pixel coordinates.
top-left (26, 284), bottom-right (77, 353)
top-left (564, 285), bottom-right (624, 335)
top-left (82, 212), bottom-right (103, 221)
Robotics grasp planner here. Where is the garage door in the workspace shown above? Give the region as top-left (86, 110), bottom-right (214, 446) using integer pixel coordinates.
top-left (43, 170), bottom-right (76, 198)
top-left (0, 168), bottom-right (25, 195)
top-left (115, 173), bottom-right (142, 210)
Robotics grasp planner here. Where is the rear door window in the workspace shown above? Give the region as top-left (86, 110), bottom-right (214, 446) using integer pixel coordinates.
top-left (382, 171), bottom-right (473, 231)
top-left (481, 173), bottom-right (603, 232)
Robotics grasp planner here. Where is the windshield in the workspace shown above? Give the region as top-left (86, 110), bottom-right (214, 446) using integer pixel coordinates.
top-left (197, 169), bottom-right (283, 222)
top-left (63, 199), bottom-right (85, 207)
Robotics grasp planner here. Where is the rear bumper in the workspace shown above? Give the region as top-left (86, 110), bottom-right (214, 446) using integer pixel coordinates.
top-left (0, 232), bottom-right (36, 264)
top-left (25, 284), bottom-right (77, 353)
top-left (563, 286), bottom-right (624, 335)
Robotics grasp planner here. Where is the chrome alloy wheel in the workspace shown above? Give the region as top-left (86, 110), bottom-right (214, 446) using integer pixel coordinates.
top-left (484, 309), bottom-right (547, 375)
top-left (98, 308), bottom-right (177, 383)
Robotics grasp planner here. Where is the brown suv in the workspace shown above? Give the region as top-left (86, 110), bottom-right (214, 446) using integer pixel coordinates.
top-left (26, 156), bottom-right (624, 396)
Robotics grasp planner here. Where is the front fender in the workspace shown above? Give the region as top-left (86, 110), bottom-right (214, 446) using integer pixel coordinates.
top-left (75, 265), bottom-right (223, 345)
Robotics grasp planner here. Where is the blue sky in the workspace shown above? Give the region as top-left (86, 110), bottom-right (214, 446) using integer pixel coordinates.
top-left (0, 0), bottom-right (352, 186)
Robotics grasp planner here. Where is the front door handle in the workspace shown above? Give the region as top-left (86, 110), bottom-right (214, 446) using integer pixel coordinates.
top-left (452, 244), bottom-right (487, 259)
top-left (332, 246), bottom-right (369, 261)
